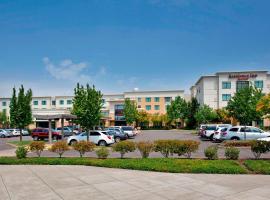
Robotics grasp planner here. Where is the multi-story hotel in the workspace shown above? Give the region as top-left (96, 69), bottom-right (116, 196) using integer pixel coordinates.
top-left (190, 70), bottom-right (270, 126)
top-left (0, 89), bottom-right (185, 128)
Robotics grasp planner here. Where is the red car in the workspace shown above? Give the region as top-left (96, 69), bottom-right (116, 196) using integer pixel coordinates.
top-left (31, 128), bottom-right (62, 141)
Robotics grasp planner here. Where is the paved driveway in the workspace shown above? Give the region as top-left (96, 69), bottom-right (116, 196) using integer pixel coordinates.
top-left (0, 165), bottom-right (270, 200)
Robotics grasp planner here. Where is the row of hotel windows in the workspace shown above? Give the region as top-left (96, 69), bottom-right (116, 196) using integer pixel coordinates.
top-left (33, 100), bottom-right (72, 106)
top-left (222, 80), bottom-right (264, 89)
top-left (137, 97), bottom-right (172, 103)
top-left (139, 105), bottom-right (160, 110)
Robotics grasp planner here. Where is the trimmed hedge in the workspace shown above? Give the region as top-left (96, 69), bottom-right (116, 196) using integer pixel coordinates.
top-left (223, 141), bottom-right (253, 147)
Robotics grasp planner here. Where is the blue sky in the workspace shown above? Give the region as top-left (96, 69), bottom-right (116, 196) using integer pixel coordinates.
top-left (1, 0), bottom-right (270, 96)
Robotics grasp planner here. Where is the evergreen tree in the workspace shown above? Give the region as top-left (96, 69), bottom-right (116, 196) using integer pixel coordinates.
top-left (186, 97), bottom-right (200, 128)
top-left (123, 98), bottom-right (138, 125)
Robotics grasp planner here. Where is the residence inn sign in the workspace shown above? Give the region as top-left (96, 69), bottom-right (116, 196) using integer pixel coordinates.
top-left (228, 73), bottom-right (258, 80)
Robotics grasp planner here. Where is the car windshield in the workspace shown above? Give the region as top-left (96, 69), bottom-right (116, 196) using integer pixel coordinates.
top-left (122, 127), bottom-right (133, 131)
top-left (206, 126), bottom-right (216, 130)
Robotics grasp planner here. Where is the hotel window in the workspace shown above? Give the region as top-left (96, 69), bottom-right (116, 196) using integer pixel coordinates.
top-left (154, 97), bottom-right (160, 102)
top-left (52, 100), bottom-right (56, 106)
top-left (2, 102), bottom-right (6, 106)
top-left (222, 94), bottom-right (231, 101)
top-left (145, 97), bottom-right (151, 102)
top-left (138, 105), bottom-right (141, 108)
top-left (236, 81), bottom-right (249, 92)
top-left (165, 97), bottom-right (172, 103)
top-left (254, 80), bottom-right (263, 89)
top-left (222, 81), bottom-right (231, 89)
top-left (67, 100), bottom-right (72, 105)
top-left (145, 105), bottom-right (151, 111)
top-left (42, 100), bottom-right (47, 106)
top-left (2, 109), bottom-right (6, 114)
top-left (154, 105), bottom-right (160, 110)
top-left (137, 97), bottom-right (141, 102)
top-left (33, 100), bottom-right (38, 106)
top-left (59, 100), bottom-right (64, 105)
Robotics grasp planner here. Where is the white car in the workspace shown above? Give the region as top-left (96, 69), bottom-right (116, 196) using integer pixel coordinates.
top-left (110, 126), bottom-right (135, 137)
top-left (213, 126), bottom-right (231, 142)
top-left (0, 129), bottom-right (12, 138)
top-left (6, 129), bottom-right (20, 137)
top-left (67, 131), bottom-right (114, 146)
top-left (221, 126), bottom-right (270, 141)
top-left (201, 124), bottom-right (231, 140)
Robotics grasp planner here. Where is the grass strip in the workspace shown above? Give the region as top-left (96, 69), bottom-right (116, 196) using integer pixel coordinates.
top-left (244, 160), bottom-right (270, 174)
top-left (0, 157), bottom-right (247, 174)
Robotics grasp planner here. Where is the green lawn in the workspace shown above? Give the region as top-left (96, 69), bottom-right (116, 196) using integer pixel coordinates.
top-left (244, 160), bottom-right (270, 174)
top-left (0, 157), bottom-right (247, 174)
top-left (7, 140), bottom-right (32, 147)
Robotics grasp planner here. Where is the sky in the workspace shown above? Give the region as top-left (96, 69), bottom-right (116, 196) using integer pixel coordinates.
top-left (0, 0), bottom-right (270, 97)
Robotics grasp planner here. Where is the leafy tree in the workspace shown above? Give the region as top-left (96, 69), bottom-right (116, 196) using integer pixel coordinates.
top-left (257, 93), bottom-right (270, 118)
top-left (136, 110), bottom-right (150, 128)
top-left (167, 96), bottom-right (188, 123)
top-left (72, 83), bottom-right (103, 141)
top-left (227, 86), bottom-right (263, 125)
top-left (9, 85), bottom-right (32, 142)
top-left (195, 105), bottom-right (217, 125)
top-left (0, 111), bottom-right (9, 128)
top-left (123, 98), bottom-right (138, 125)
top-left (186, 97), bottom-right (200, 128)
top-left (216, 108), bottom-right (231, 123)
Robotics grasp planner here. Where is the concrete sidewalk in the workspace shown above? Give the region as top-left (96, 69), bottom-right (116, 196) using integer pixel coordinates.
top-left (0, 165), bottom-right (270, 200)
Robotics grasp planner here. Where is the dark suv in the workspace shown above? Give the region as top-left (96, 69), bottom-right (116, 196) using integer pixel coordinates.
top-left (32, 128), bottom-right (62, 141)
top-left (105, 129), bottom-right (128, 143)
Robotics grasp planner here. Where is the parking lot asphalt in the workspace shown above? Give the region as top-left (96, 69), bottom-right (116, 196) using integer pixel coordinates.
top-left (1, 165), bottom-right (270, 200)
top-left (1, 130), bottom-right (270, 159)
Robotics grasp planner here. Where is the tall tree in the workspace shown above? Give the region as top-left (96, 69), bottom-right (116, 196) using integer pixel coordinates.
top-left (123, 98), bottom-right (138, 125)
top-left (167, 96), bottom-right (188, 123)
top-left (0, 111), bottom-right (9, 128)
top-left (186, 97), bottom-right (200, 128)
top-left (72, 83), bottom-right (103, 141)
top-left (195, 105), bottom-right (217, 125)
top-left (136, 110), bottom-right (150, 128)
top-left (257, 93), bottom-right (270, 118)
top-left (9, 85), bottom-right (32, 141)
top-left (227, 86), bottom-right (263, 125)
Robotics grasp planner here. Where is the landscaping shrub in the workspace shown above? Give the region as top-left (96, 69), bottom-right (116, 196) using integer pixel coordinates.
top-left (251, 140), bottom-right (270, 159)
top-left (182, 140), bottom-right (200, 158)
top-left (204, 145), bottom-right (218, 160)
top-left (16, 146), bottom-right (28, 159)
top-left (96, 147), bottom-right (109, 159)
top-left (29, 141), bottom-right (45, 157)
top-left (73, 141), bottom-right (95, 157)
top-left (49, 141), bottom-right (69, 158)
top-left (136, 141), bottom-right (154, 158)
top-left (154, 140), bottom-right (174, 158)
top-left (112, 141), bottom-right (136, 158)
top-left (225, 147), bottom-right (240, 160)
top-left (224, 141), bottom-right (252, 147)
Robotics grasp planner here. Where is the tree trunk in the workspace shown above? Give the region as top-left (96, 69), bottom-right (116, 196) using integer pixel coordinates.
top-left (19, 128), bottom-right (22, 142)
top-left (87, 130), bottom-right (90, 142)
top-left (244, 125), bottom-right (247, 140)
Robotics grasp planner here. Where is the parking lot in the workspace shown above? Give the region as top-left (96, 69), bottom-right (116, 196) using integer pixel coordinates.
top-left (1, 130), bottom-right (270, 159)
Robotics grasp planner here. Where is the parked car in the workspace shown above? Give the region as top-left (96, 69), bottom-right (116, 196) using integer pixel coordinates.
top-left (6, 129), bottom-right (20, 137)
top-left (257, 137), bottom-right (270, 142)
top-left (56, 127), bottom-right (74, 137)
top-left (198, 124), bottom-right (207, 136)
top-left (201, 124), bottom-right (231, 140)
top-left (64, 125), bottom-right (80, 134)
top-left (220, 126), bottom-right (270, 141)
top-left (22, 129), bottom-right (30, 136)
top-left (109, 126), bottom-right (135, 138)
top-left (0, 129), bottom-right (12, 138)
top-left (31, 128), bottom-right (62, 141)
top-left (67, 131), bottom-right (114, 146)
top-left (213, 126), bottom-right (231, 142)
top-left (105, 130), bottom-right (128, 142)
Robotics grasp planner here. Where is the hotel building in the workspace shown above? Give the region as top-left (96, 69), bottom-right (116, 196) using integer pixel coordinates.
top-left (0, 90), bottom-right (185, 128)
top-left (191, 70), bottom-right (270, 126)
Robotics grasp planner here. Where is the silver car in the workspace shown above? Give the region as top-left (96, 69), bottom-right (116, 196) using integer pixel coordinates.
top-left (0, 129), bottom-right (12, 138)
top-left (221, 126), bottom-right (270, 140)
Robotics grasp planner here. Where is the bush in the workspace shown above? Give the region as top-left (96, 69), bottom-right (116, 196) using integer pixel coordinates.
top-left (136, 141), bottom-right (154, 158)
top-left (224, 141), bottom-right (252, 147)
top-left (251, 140), bottom-right (270, 159)
top-left (225, 147), bottom-right (240, 160)
top-left (178, 140), bottom-right (200, 158)
top-left (204, 145), bottom-right (218, 160)
top-left (112, 141), bottom-right (136, 158)
top-left (73, 141), bottom-right (95, 157)
top-left (16, 146), bottom-right (28, 159)
top-left (96, 147), bottom-right (109, 159)
top-left (49, 141), bottom-right (69, 158)
top-left (154, 140), bottom-right (174, 158)
top-left (29, 141), bottom-right (45, 157)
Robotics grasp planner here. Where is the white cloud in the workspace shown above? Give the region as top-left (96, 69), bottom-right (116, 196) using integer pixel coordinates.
top-left (43, 57), bottom-right (90, 83)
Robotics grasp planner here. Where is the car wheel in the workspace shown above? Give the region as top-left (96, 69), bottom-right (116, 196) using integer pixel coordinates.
top-left (115, 137), bottom-right (121, 143)
top-left (0, 135), bottom-right (5, 138)
top-left (98, 140), bottom-right (107, 146)
top-left (231, 137), bottom-right (240, 141)
top-left (69, 140), bottom-right (77, 145)
top-left (33, 136), bottom-right (38, 141)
